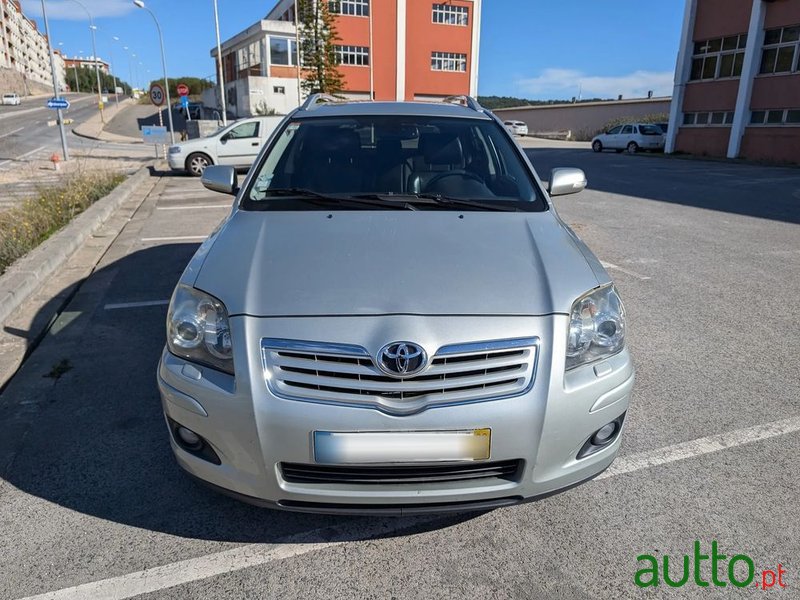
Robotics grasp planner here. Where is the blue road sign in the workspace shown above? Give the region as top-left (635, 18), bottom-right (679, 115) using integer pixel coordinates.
top-left (46, 97), bottom-right (70, 110)
top-left (180, 95), bottom-right (189, 109)
top-left (141, 125), bottom-right (170, 145)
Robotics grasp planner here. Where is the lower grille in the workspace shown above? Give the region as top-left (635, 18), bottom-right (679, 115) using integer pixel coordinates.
top-left (280, 459), bottom-right (523, 485)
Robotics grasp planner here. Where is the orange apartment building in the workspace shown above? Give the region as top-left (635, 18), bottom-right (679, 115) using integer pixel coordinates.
top-left (211, 0), bottom-right (481, 117)
top-left (666, 0), bottom-right (800, 164)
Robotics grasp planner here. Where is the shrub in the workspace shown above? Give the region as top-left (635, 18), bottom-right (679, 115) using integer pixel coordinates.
top-left (0, 172), bottom-right (124, 275)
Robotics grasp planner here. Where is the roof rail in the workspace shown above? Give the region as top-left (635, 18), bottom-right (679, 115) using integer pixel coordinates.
top-left (442, 95), bottom-right (483, 112)
top-left (299, 93), bottom-right (344, 111)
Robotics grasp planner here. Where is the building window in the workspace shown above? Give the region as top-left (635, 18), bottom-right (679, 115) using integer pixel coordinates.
top-left (431, 51), bottom-right (467, 72)
top-left (760, 25), bottom-right (800, 74)
top-left (690, 34), bottom-right (747, 80)
top-left (236, 41), bottom-right (262, 77)
top-left (335, 45), bottom-right (369, 66)
top-left (683, 111), bottom-right (734, 126)
top-left (329, 0), bottom-right (369, 17)
top-left (432, 3), bottom-right (468, 26)
top-left (273, 86), bottom-right (285, 94)
top-left (270, 37), bottom-right (299, 66)
top-left (750, 108), bottom-right (800, 125)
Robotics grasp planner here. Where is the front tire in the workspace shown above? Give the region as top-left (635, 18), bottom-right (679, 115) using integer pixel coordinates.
top-left (592, 140), bottom-right (603, 153)
top-left (626, 142), bottom-right (639, 154)
top-left (186, 153), bottom-right (212, 177)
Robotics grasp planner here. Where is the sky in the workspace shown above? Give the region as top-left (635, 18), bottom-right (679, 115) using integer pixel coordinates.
top-left (21, 0), bottom-right (684, 100)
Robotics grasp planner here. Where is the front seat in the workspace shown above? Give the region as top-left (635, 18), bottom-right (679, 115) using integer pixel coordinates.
top-left (407, 133), bottom-right (465, 194)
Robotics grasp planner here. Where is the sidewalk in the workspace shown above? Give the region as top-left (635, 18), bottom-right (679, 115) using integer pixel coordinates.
top-left (73, 98), bottom-right (143, 144)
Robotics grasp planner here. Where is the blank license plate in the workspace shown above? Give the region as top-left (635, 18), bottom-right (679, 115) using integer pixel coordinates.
top-left (313, 429), bottom-right (491, 464)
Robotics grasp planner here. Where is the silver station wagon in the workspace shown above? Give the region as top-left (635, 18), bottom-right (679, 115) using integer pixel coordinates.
top-left (157, 95), bottom-right (634, 515)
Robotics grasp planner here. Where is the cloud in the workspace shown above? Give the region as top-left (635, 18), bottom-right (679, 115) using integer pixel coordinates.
top-left (20, 0), bottom-right (135, 20)
top-left (515, 68), bottom-right (674, 100)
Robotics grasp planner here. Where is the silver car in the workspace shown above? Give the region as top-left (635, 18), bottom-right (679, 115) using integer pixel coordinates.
top-left (158, 95), bottom-right (634, 515)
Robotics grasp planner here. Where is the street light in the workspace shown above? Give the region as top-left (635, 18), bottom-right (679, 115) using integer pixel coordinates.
top-left (133, 0), bottom-right (175, 145)
top-left (212, 0), bottom-right (227, 125)
top-left (69, 0), bottom-right (105, 123)
top-left (105, 37), bottom-right (120, 106)
top-left (40, 0), bottom-right (69, 160)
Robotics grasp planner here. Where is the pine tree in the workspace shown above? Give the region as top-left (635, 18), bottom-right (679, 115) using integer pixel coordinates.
top-left (297, 0), bottom-right (344, 95)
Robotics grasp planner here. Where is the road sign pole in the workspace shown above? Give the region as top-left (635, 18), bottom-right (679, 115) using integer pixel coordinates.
top-left (158, 105), bottom-right (166, 159)
top-left (40, 0), bottom-right (69, 161)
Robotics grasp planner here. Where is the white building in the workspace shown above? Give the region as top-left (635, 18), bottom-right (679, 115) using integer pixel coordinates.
top-left (208, 19), bottom-right (301, 118)
top-left (0, 0), bottom-right (56, 89)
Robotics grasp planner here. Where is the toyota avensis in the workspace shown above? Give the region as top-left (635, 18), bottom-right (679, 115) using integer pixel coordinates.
top-left (157, 95), bottom-right (634, 515)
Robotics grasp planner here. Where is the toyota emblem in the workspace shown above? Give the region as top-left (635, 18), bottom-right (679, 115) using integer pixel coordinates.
top-left (377, 342), bottom-right (427, 377)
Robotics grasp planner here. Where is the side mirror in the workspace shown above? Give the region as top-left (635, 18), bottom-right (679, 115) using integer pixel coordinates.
top-left (219, 133), bottom-right (229, 143)
top-left (548, 167), bottom-right (587, 197)
top-left (201, 165), bottom-right (238, 195)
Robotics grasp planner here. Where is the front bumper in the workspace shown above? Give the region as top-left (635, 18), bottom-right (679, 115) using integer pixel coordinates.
top-left (167, 152), bottom-right (184, 171)
top-left (157, 314), bottom-right (634, 513)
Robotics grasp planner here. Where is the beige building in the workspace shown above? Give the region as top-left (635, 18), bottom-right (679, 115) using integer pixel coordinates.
top-left (0, 0), bottom-right (61, 91)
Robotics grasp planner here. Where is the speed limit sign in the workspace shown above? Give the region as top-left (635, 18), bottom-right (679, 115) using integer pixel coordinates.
top-left (149, 83), bottom-right (165, 107)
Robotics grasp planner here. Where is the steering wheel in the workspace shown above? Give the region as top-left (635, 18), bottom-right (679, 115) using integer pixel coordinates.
top-left (423, 170), bottom-right (486, 192)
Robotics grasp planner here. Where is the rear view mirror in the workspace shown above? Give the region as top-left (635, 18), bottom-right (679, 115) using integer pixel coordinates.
top-left (548, 168), bottom-right (587, 197)
top-left (201, 165), bottom-right (238, 195)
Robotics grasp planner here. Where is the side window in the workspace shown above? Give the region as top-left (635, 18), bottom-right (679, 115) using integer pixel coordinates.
top-left (607, 126), bottom-right (622, 135)
top-left (228, 122), bottom-right (260, 139)
top-left (621, 125), bottom-right (633, 134)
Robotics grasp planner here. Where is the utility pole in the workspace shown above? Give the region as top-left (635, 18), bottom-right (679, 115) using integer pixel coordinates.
top-left (40, 0), bottom-right (69, 161)
top-left (212, 0), bottom-right (227, 125)
top-left (294, 0), bottom-right (301, 106)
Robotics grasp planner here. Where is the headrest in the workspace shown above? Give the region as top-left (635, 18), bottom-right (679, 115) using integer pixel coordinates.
top-left (420, 133), bottom-right (463, 164)
top-left (306, 127), bottom-right (361, 156)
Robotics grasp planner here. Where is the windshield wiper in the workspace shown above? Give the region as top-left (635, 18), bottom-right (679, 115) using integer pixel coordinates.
top-left (261, 188), bottom-right (417, 210)
top-left (352, 193), bottom-right (520, 212)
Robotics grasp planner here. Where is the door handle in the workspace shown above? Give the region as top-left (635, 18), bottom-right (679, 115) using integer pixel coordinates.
top-left (251, 142), bottom-right (259, 147)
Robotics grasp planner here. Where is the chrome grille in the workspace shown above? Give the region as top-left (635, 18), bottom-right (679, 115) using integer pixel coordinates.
top-left (261, 337), bottom-right (538, 415)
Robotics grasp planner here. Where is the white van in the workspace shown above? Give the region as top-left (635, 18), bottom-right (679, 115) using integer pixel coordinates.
top-left (2, 93), bottom-right (21, 106)
top-left (167, 115), bottom-right (284, 176)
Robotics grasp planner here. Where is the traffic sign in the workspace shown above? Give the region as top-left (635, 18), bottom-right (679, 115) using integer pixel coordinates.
top-left (180, 95), bottom-right (189, 109)
top-left (149, 83), bottom-right (165, 107)
top-left (177, 83), bottom-right (189, 97)
top-left (141, 125), bottom-right (170, 145)
top-left (46, 97), bottom-right (70, 110)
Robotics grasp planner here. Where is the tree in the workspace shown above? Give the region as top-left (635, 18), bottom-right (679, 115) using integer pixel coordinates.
top-left (297, 0), bottom-right (344, 95)
top-left (65, 67), bottom-right (131, 96)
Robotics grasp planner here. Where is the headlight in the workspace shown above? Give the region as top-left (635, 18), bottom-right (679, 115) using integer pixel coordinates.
top-left (565, 284), bottom-right (626, 370)
top-left (166, 284), bottom-right (234, 375)
top-left (168, 146), bottom-right (182, 154)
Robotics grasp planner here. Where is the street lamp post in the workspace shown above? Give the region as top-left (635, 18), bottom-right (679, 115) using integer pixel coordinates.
top-left (212, 0), bottom-right (227, 125)
top-left (40, 0), bottom-right (69, 160)
top-left (107, 43), bottom-right (120, 106)
top-left (70, 0), bottom-right (105, 123)
top-left (133, 0), bottom-right (175, 145)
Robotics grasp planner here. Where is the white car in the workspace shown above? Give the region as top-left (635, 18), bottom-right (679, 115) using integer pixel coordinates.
top-left (504, 120), bottom-right (528, 136)
top-left (2, 93), bottom-right (21, 106)
top-left (591, 123), bottom-right (665, 154)
top-left (167, 115), bottom-right (284, 176)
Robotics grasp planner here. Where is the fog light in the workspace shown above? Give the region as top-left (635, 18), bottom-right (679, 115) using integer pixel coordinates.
top-left (591, 422), bottom-right (618, 446)
top-left (177, 426), bottom-right (202, 449)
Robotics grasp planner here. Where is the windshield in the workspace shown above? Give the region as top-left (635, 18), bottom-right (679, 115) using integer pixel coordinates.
top-left (241, 115), bottom-right (545, 211)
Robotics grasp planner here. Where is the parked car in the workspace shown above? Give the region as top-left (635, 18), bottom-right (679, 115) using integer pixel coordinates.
top-left (174, 101), bottom-right (204, 120)
top-left (167, 115), bottom-right (284, 176)
top-left (2, 93), bottom-right (21, 106)
top-left (655, 122), bottom-right (669, 134)
top-left (504, 120), bottom-right (528, 136)
top-left (591, 123), bottom-right (665, 153)
top-left (157, 95), bottom-right (634, 514)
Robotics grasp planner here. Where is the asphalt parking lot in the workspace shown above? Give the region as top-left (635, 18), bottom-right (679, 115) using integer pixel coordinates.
top-left (1, 147), bottom-right (798, 599)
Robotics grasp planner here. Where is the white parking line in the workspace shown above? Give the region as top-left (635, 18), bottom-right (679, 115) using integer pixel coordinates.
top-left (600, 260), bottom-right (651, 280)
top-left (104, 300), bottom-right (169, 310)
top-left (17, 414), bottom-right (800, 600)
top-left (140, 235), bottom-right (208, 242)
top-left (597, 414), bottom-right (800, 480)
top-left (157, 205), bottom-right (230, 210)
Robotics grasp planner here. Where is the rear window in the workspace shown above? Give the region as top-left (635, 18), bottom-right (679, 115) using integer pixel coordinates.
top-left (639, 125), bottom-right (663, 135)
top-left (242, 114), bottom-right (546, 212)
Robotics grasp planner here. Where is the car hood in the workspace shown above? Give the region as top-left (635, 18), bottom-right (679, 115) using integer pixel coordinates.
top-left (193, 210), bottom-right (602, 317)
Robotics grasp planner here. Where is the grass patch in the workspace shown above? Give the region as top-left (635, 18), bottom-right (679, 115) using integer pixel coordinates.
top-left (0, 172), bottom-right (125, 275)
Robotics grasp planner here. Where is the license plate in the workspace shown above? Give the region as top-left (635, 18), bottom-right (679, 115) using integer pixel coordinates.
top-left (313, 429), bottom-right (491, 464)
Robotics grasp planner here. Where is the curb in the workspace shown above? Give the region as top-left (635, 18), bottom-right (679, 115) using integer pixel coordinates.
top-left (0, 166), bottom-right (152, 325)
top-left (72, 98), bottom-right (144, 144)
